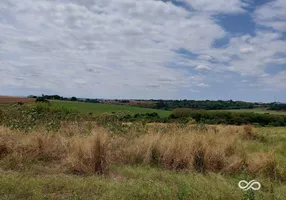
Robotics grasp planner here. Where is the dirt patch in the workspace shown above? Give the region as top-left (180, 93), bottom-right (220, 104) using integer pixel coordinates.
top-left (0, 96), bottom-right (35, 104)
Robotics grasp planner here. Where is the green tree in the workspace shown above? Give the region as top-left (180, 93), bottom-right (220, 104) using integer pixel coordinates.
top-left (70, 96), bottom-right (77, 101)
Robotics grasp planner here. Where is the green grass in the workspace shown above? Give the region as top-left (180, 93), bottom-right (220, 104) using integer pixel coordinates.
top-left (0, 165), bottom-right (285, 200)
top-left (50, 100), bottom-right (171, 117)
top-left (222, 108), bottom-right (286, 115)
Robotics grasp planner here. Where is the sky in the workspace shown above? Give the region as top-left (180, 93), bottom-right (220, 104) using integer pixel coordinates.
top-left (0, 0), bottom-right (285, 102)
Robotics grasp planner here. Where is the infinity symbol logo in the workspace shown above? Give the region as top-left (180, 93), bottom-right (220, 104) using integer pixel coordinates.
top-left (238, 180), bottom-right (261, 191)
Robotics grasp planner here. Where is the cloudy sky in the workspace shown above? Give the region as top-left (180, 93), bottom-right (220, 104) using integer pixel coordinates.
top-left (0, 0), bottom-right (285, 102)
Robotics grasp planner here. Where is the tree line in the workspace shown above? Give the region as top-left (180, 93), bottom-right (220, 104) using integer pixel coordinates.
top-left (170, 108), bottom-right (286, 126)
top-left (28, 94), bottom-right (100, 103)
top-left (152, 100), bottom-right (286, 111)
top-left (28, 95), bottom-right (286, 111)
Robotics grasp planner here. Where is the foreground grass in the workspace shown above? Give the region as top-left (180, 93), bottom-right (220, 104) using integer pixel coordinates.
top-left (0, 124), bottom-right (285, 199)
top-left (0, 165), bottom-right (285, 200)
top-left (50, 100), bottom-right (171, 117)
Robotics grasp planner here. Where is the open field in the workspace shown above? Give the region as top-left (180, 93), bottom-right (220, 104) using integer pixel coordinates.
top-left (0, 96), bottom-right (35, 104)
top-left (0, 123), bottom-right (285, 199)
top-left (51, 101), bottom-right (286, 117)
top-left (50, 100), bottom-right (171, 117)
top-left (222, 108), bottom-right (286, 115)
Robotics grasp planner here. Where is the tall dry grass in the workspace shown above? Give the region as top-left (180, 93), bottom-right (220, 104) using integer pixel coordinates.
top-left (114, 127), bottom-right (244, 173)
top-left (66, 130), bottom-right (109, 175)
top-left (0, 124), bottom-right (283, 180)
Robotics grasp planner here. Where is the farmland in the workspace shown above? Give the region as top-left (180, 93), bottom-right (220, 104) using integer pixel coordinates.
top-left (0, 96), bottom-right (285, 118)
top-left (50, 100), bottom-right (171, 117)
top-left (0, 96), bottom-right (35, 104)
top-left (50, 100), bottom-right (286, 117)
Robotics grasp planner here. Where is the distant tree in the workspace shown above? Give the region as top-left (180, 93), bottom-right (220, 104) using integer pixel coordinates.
top-left (70, 96), bottom-right (77, 101)
top-left (155, 100), bottom-right (166, 109)
top-left (36, 97), bottom-right (49, 103)
top-left (52, 95), bottom-right (61, 100)
top-left (120, 100), bottom-right (130, 103)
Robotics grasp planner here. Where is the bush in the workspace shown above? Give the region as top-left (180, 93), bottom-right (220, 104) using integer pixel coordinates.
top-left (0, 103), bottom-right (80, 132)
top-left (36, 97), bottom-right (50, 103)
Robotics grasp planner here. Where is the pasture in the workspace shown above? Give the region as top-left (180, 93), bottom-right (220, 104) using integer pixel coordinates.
top-left (50, 100), bottom-right (171, 117)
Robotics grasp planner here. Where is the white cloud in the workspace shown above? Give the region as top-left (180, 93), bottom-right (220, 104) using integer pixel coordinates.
top-left (195, 64), bottom-right (212, 71)
top-left (199, 31), bottom-right (286, 78)
top-left (0, 0), bottom-right (285, 99)
top-left (179, 0), bottom-right (247, 13)
top-left (0, 0), bottom-right (228, 98)
top-left (189, 89), bottom-right (199, 92)
top-left (197, 83), bottom-right (209, 87)
top-left (259, 71), bottom-right (286, 90)
top-left (260, 73), bottom-right (270, 77)
top-left (197, 54), bottom-right (213, 60)
top-left (240, 47), bottom-right (254, 54)
top-left (254, 0), bottom-right (286, 32)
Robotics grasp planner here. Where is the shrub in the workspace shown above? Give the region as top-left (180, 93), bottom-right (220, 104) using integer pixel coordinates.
top-left (36, 97), bottom-right (50, 103)
top-left (0, 103), bottom-right (80, 132)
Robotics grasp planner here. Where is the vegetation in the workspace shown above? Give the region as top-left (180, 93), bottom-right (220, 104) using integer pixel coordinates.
top-left (222, 108), bottom-right (286, 115)
top-left (152, 100), bottom-right (286, 111)
top-left (35, 97), bottom-right (50, 103)
top-left (70, 96), bottom-right (78, 101)
top-left (268, 104), bottom-right (286, 111)
top-left (0, 123), bottom-right (285, 199)
top-left (24, 94), bottom-right (286, 111)
top-left (0, 101), bottom-right (285, 199)
top-left (154, 99), bottom-right (256, 110)
top-left (1, 103), bottom-right (286, 132)
top-left (0, 103), bottom-right (80, 132)
top-left (171, 108), bottom-right (286, 126)
top-left (50, 100), bottom-right (171, 117)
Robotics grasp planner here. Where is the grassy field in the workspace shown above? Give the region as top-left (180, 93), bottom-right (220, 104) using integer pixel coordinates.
top-left (223, 108), bottom-right (286, 115)
top-left (0, 123), bottom-right (285, 199)
top-left (51, 101), bottom-right (285, 117)
top-left (1, 165), bottom-right (285, 200)
top-left (50, 100), bottom-right (171, 117)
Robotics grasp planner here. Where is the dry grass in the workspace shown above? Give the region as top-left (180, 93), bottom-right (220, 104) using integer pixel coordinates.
top-left (115, 128), bottom-right (244, 174)
top-left (0, 124), bottom-right (284, 180)
top-left (242, 125), bottom-right (258, 140)
top-left (247, 152), bottom-right (280, 179)
top-left (65, 131), bottom-right (109, 175)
